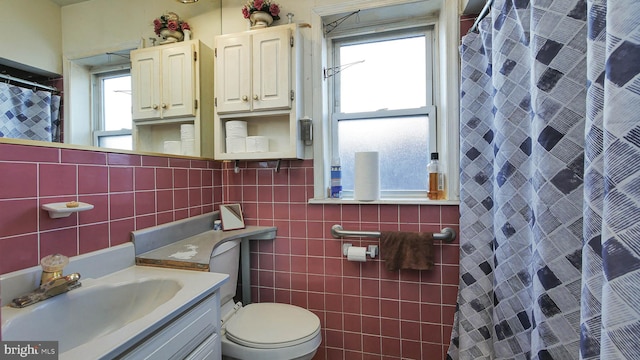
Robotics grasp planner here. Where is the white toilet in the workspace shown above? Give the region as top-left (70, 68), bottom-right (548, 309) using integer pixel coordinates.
top-left (210, 239), bottom-right (322, 360)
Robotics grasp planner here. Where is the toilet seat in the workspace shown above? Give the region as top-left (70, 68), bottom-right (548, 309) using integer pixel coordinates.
top-left (225, 303), bottom-right (321, 349)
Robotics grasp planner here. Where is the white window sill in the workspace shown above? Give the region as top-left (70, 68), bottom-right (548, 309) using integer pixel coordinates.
top-left (308, 198), bottom-right (460, 206)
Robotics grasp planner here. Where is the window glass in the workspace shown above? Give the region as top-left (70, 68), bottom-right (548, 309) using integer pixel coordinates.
top-left (93, 70), bottom-right (132, 150)
top-left (102, 75), bottom-right (132, 131)
top-left (339, 36), bottom-right (427, 113)
top-left (96, 133), bottom-right (133, 150)
top-left (338, 115), bottom-right (429, 193)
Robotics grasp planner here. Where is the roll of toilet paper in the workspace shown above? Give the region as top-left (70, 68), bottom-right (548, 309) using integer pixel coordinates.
top-left (181, 139), bottom-right (196, 156)
top-left (346, 246), bottom-right (367, 262)
top-left (180, 124), bottom-right (195, 140)
top-left (354, 151), bottom-right (380, 201)
top-left (226, 137), bottom-right (246, 153)
top-left (164, 140), bottom-right (182, 155)
top-left (246, 136), bottom-right (269, 152)
top-left (226, 121), bottom-right (248, 138)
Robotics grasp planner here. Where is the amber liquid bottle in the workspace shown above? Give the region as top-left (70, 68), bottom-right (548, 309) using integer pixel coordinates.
top-left (427, 152), bottom-right (445, 200)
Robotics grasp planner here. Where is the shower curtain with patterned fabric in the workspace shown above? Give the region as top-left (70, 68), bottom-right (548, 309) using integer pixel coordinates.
top-left (0, 82), bottom-right (61, 142)
top-left (449, 0), bottom-right (640, 359)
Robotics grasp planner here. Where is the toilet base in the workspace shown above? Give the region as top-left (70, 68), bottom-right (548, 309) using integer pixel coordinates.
top-left (222, 352), bottom-right (317, 360)
top-left (220, 330), bottom-right (321, 360)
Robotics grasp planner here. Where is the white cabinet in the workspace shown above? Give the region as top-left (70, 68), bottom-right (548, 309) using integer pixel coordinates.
top-left (131, 40), bottom-right (214, 157)
top-left (214, 24), bottom-right (307, 161)
top-left (120, 292), bottom-right (221, 360)
top-left (216, 26), bottom-right (291, 113)
top-left (132, 42), bottom-right (196, 120)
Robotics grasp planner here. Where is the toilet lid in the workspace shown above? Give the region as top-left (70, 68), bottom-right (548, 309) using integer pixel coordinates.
top-left (225, 303), bottom-right (321, 349)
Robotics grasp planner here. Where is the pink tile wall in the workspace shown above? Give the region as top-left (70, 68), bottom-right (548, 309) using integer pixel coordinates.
top-left (222, 160), bottom-right (460, 360)
top-left (0, 146), bottom-right (461, 359)
top-left (460, 14), bottom-right (476, 37)
top-left (0, 143), bottom-right (222, 275)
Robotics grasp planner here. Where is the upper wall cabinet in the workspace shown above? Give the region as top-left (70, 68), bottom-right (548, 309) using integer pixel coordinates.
top-left (214, 24), bottom-right (307, 161)
top-left (132, 41), bottom-right (196, 120)
top-left (130, 40), bottom-right (214, 158)
top-left (216, 25), bottom-right (292, 114)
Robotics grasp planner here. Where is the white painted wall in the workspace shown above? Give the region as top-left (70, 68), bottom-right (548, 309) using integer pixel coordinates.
top-left (61, 0), bottom-right (222, 60)
top-left (1, 0), bottom-right (62, 75)
top-left (11, 0), bottom-right (460, 185)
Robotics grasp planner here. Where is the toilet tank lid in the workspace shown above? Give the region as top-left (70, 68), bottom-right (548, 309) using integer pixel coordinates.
top-left (225, 303), bottom-right (321, 349)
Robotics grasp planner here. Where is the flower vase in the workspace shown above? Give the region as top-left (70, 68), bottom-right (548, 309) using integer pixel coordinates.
top-left (183, 29), bottom-right (191, 41)
top-left (250, 11), bottom-right (274, 29)
top-left (159, 28), bottom-right (184, 44)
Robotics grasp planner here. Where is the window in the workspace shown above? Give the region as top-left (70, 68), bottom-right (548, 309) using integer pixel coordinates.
top-left (311, 0), bottom-right (461, 203)
top-left (92, 69), bottom-right (132, 150)
top-left (330, 27), bottom-right (436, 198)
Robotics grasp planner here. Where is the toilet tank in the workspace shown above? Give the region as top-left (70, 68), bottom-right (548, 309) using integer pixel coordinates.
top-left (209, 239), bottom-right (241, 306)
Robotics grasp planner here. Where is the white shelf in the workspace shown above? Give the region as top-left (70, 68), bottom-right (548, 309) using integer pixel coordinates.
top-left (42, 202), bottom-right (94, 219)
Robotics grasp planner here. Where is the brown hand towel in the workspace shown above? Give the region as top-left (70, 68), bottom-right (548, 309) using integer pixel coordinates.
top-left (380, 231), bottom-right (435, 271)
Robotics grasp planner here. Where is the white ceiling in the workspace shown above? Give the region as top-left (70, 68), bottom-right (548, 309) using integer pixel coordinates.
top-left (462, 0), bottom-right (486, 15)
top-left (52, 0), bottom-right (487, 13)
top-left (49, 0), bottom-right (89, 6)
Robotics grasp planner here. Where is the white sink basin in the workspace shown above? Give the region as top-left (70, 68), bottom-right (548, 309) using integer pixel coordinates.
top-left (2, 278), bottom-right (182, 353)
top-left (1, 244), bottom-right (228, 360)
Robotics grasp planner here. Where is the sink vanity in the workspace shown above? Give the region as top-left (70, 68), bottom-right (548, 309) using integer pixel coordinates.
top-left (1, 212), bottom-right (277, 360)
top-left (1, 243), bottom-right (228, 359)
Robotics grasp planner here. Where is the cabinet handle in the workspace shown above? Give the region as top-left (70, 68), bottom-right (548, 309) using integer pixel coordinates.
top-left (162, 103), bottom-right (167, 109)
top-left (152, 104), bottom-right (158, 110)
top-left (242, 95), bottom-right (248, 102)
top-left (253, 95), bottom-right (259, 101)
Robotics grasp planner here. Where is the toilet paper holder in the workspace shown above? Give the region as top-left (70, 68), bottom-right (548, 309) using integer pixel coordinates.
top-left (342, 243), bottom-right (378, 259)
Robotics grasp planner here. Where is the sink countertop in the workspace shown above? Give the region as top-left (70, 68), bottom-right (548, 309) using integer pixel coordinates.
top-left (131, 213), bottom-right (277, 305)
top-left (1, 242), bottom-right (229, 360)
top-left (135, 226), bottom-right (277, 271)
top-left (48, 267), bottom-right (225, 359)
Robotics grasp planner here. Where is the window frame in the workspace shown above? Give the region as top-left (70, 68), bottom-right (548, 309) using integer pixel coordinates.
top-left (328, 27), bottom-right (437, 199)
top-left (309, 0), bottom-right (461, 204)
top-left (91, 67), bottom-right (132, 149)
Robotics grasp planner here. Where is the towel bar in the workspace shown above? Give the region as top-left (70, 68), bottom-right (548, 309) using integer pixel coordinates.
top-left (331, 224), bottom-right (456, 243)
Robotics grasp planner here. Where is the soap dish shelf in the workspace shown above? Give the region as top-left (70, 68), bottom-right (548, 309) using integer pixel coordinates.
top-left (42, 202), bottom-right (94, 218)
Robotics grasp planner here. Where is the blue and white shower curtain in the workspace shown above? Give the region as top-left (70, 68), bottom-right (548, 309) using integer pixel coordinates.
top-left (0, 82), bottom-right (61, 142)
top-left (450, 0), bottom-right (640, 359)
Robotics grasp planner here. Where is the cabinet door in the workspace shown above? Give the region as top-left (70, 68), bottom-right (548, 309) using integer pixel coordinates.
top-left (216, 35), bottom-right (251, 114)
top-left (252, 27), bottom-right (292, 111)
top-left (162, 43), bottom-right (196, 118)
top-left (131, 50), bottom-right (161, 120)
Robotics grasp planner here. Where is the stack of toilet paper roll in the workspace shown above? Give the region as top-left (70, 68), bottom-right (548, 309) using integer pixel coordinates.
top-left (225, 120), bottom-right (247, 153)
top-left (180, 124), bottom-right (196, 156)
top-left (225, 121), bottom-right (270, 153)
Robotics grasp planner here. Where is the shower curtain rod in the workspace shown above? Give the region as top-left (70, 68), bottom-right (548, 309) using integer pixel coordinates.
top-left (0, 73), bottom-right (58, 93)
top-left (469, 0), bottom-right (493, 33)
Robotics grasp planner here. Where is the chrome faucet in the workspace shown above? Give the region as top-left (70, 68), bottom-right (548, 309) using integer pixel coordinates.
top-left (10, 273), bottom-right (82, 308)
top-left (9, 254), bottom-right (82, 308)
